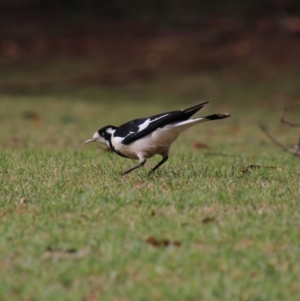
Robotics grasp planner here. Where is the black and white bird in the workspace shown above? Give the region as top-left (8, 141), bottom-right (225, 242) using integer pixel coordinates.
top-left (83, 102), bottom-right (230, 175)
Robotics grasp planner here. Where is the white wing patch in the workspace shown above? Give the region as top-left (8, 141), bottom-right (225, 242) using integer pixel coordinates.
top-left (138, 118), bottom-right (151, 132)
top-left (113, 131), bottom-right (135, 143)
top-left (125, 131), bottom-right (135, 138)
top-left (137, 114), bottom-right (169, 132)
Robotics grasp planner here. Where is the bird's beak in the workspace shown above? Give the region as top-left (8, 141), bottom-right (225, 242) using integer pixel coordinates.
top-left (82, 138), bottom-right (96, 145)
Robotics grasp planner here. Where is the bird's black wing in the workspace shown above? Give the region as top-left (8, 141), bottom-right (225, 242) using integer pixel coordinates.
top-left (114, 102), bottom-right (208, 145)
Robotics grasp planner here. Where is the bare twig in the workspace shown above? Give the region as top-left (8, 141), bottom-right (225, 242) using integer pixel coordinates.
top-left (259, 124), bottom-right (291, 152)
top-left (281, 100), bottom-right (300, 128)
top-left (260, 124), bottom-right (300, 157)
top-left (260, 100), bottom-right (300, 157)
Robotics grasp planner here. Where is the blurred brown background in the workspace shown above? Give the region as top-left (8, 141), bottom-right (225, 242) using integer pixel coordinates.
top-left (0, 0), bottom-right (300, 90)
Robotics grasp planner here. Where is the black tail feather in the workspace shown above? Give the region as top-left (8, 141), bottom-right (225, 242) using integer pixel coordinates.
top-left (205, 113), bottom-right (230, 120)
top-left (175, 102), bottom-right (209, 122)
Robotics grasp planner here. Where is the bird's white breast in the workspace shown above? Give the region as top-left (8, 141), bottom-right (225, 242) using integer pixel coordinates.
top-left (111, 125), bottom-right (181, 159)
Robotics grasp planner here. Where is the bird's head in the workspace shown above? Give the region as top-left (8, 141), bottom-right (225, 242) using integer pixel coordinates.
top-left (82, 125), bottom-right (116, 146)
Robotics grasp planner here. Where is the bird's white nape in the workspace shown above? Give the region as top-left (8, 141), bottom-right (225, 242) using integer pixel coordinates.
top-left (106, 127), bottom-right (116, 135)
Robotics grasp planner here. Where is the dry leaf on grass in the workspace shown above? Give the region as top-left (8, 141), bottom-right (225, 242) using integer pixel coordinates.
top-left (191, 141), bottom-right (210, 149)
top-left (19, 196), bottom-right (27, 205)
top-left (225, 126), bottom-right (240, 134)
top-left (202, 217), bottom-right (216, 224)
top-left (42, 246), bottom-right (90, 260)
top-left (146, 236), bottom-right (181, 248)
top-left (22, 110), bottom-right (41, 124)
top-left (83, 295), bottom-right (97, 301)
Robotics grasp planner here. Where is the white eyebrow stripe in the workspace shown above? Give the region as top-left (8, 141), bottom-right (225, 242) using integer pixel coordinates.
top-left (137, 114), bottom-right (169, 132)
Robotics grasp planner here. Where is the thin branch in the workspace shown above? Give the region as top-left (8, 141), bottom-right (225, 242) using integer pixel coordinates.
top-left (281, 100), bottom-right (300, 128)
top-left (259, 124), bottom-right (291, 153)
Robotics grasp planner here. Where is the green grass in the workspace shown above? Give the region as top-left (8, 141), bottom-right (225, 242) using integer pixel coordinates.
top-left (1, 67), bottom-right (300, 301)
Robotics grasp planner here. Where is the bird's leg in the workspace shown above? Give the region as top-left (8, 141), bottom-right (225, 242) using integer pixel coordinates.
top-left (149, 155), bottom-right (169, 175)
top-left (121, 159), bottom-right (146, 176)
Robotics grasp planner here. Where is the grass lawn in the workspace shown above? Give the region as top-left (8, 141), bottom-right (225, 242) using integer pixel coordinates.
top-left (1, 64), bottom-right (300, 300)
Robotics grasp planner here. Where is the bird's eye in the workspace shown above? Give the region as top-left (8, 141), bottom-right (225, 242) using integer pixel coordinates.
top-left (100, 132), bottom-right (104, 137)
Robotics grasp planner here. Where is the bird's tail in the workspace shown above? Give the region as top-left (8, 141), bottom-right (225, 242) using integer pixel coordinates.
top-left (170, 112), bottom-right (230, 132)
top-left (203, 113), bottom-right (230, 120)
